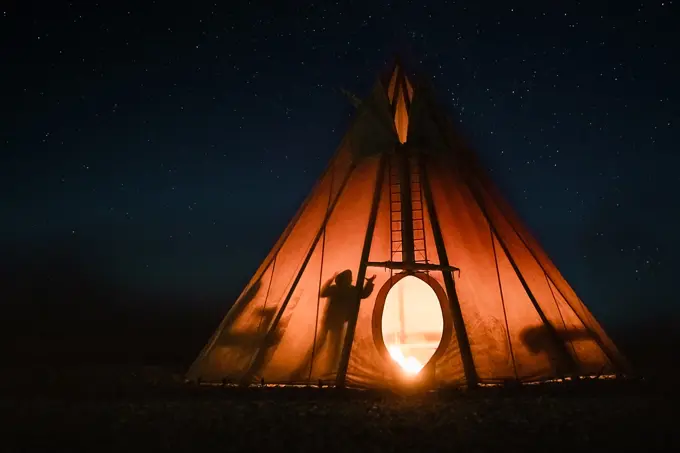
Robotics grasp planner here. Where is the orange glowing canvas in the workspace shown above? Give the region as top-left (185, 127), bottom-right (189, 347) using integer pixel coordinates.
top-left (186, 61), bottom-right (630, 389)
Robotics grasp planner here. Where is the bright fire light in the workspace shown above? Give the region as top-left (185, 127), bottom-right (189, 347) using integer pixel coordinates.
top-left (381, 276), bottom-right (443, 377)
top-left (387, 345), bottom-right (423, 375)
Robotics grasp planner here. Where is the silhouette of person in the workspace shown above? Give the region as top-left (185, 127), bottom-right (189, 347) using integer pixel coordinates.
top-left (292, 269), bottom-right (376, 380)
top-left (321, 270), bottom-right (376, 364)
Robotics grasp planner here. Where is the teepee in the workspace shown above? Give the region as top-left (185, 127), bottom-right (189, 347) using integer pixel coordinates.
top-left (187, 61), bottom-right (629, 389)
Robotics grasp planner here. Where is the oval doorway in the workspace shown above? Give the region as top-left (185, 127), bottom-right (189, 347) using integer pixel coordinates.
top-left (374, 274), bottom-right (447, 376)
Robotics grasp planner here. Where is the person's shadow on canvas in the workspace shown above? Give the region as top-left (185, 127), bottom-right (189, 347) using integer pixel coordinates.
top-left (291, 269), bottom-right (376, 381)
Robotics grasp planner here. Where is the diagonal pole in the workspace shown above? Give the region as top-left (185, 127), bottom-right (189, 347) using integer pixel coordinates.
top-left (335, 153), bottom-right (388, 387)
top-left (464, 176), bottom-right (579, 376)
top-left (239, 164), bottom-right (357, 385)
top-left (419, 154), bottom-right (479, 388)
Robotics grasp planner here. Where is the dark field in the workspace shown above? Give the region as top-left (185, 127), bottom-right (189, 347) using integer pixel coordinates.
top-left (3, 367), bottom-right (677, 453)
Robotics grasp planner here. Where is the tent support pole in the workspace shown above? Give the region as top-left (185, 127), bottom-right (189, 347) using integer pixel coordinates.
top-left (335, 153), bottom-right (388, 387)
top-left (420, 87), bottom-right (580, 377)
top-left (493, 198), bottom-right (629, 372)
top-left (419, 154), bottom-right (479, 388)
top-left (186, 138), bottom-right (355, 380)
top-left (467, 181), bottom-right (579, 376)
top-left (240, 164), bottom-right (357, 386)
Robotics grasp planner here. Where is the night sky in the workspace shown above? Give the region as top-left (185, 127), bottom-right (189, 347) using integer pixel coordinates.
top-left (1, 1), bottom-right (678, 368)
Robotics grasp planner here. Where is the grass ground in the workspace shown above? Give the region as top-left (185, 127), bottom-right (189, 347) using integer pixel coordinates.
top-left (3, 367), bottom-right (677, 452)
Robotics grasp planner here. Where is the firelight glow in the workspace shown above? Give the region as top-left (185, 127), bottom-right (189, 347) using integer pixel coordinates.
top-left (387, 345), bottom-right (423, 374)
top-left (381, 275), bottom-right (444, 375)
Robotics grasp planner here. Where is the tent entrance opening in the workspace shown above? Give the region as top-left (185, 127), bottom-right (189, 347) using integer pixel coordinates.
top-left (380, 275), bottom-right (444, 375)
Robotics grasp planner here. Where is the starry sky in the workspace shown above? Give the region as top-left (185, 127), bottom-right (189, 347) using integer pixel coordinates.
top-left (1, 0), bottom-right (678, 367)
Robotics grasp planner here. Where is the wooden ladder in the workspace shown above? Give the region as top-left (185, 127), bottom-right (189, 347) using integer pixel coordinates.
top-left (389, 156), bottom-right (403, 263)
top-left (409, 155), bottom-right (428, 264)
top-left (388, 154), bottom-right (428, 265)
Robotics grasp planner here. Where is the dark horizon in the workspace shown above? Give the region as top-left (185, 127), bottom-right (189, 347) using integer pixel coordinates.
top-left (1, 224), bottom-right (677, 377)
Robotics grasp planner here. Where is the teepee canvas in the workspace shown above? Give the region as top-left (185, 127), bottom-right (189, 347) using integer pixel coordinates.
top-left (187, 62), bottom-right (629, 389)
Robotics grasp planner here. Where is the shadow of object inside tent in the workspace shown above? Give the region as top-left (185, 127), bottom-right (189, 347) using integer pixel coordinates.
top-left (213, 306), bottom-right (281, 348)
top-left (520, 325), bottom-right (595, 375)
top-left (208, 280), bottom-right (285, 378)
top-left (194, 269), bottom-right (376, 385)
top-left (212, 280), bottom-right (278, 348)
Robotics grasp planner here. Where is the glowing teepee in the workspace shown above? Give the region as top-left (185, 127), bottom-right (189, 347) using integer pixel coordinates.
top-left (187, 61), bottom-right (629, 389)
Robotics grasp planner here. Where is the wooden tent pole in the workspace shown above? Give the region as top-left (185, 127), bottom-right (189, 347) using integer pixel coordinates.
top-left (492, 196), bottom-right (629, 372)
top-left (419, 84), bottom-right (578, 377)
top-left (419, 154), bottom-right (479, 388)
top-left (467, 181), bottom-right (579, 376)
top-left (191, 79), bottom-right (395, 378)
top-left (239, 164), bottom-right (357, 386)
top-left (186, 153), bottom-right (345, 380)
top-left (335, 153), bottom-right (388, 387)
